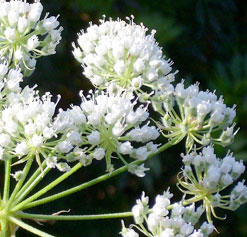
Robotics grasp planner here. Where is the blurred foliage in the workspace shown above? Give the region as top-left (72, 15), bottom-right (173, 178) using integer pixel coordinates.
top-left (8, 0), bottom-right (247, 236)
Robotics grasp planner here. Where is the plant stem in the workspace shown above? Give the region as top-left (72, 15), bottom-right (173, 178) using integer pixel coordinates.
top-left (15, 211), bottom-right (133, 221)
top-left (14, 140), bottom-right (174, 211)
top-left (12, 163), bottom-right (82, 212)
top-left (14, 196), bottom-right (197, 222)
top-left (3, 160), bottom-right (12, 204)
top-left (8, 216), bottom-right (55, 237)
top-left (5, 156), bottom-right (34, 211)
top-left (13, 166), bottom-right (50, 206)
top-left (14, 160), bottom-right (48, 201)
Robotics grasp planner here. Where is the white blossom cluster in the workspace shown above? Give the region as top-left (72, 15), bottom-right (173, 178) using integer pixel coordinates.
top-left (0, 0), bottom-right (62, 75)
top-left (154, 81), bottom-right (237, 152)
top-left (72, 16), bottom-right (176, 93)
top-left (179, 146), bottom-right (247, 222)
top-left (0, 86), bottom-right (74, 172)
top-left (54, 88), bottom-right (159, 174)
top-left (121, 192), bottom-right (214, 237)
top-left (0, 59), bottom-right (24, 108)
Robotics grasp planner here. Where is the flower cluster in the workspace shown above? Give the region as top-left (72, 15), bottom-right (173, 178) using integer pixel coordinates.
top-left (72, 16), bottom-right (176, 93)
top-left (154, 81), bottom-right (237, 152)
top-left (121, 192), bottom-right (214, 237)
top-left (0, 86), bottom-right (73, 172)
top-left (178, 146), bottom-right (247, 222)
top-left (0, 59), bottom-right (24, 108)
top-left (55, 88), bottom-right (159, 174)
top-left (0, 0), bottom-right (62, 75)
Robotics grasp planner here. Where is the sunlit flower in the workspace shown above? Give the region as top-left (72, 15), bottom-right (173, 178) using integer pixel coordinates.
top-left (154, 81), bottom-right (237, 152)
top-left (0, 0), bottom-right (62, 75)
top-left (56, 87), bottom-right (160, 174)
top-left (122, 190), bottom-right (214, 237)
top-left (178, 146), bottom-right (246, 223)
top-left (73, 16), bottom-right (176, 93)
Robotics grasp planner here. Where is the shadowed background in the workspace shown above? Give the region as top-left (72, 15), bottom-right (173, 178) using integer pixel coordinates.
top-left (3, 0), bottom-right (247, 236)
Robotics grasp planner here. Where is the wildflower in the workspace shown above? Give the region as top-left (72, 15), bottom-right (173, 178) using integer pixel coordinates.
top-left (57, 88), bottom-right (159, 174)
top-left (73, 16), bottom-right (176, 93)
top-left (0, 0), bottom-right (62, 75)
top-left (122, 190), bottom-right (214, 237)
top-left (0, 87), bottom-right (74, 172)
top-left (154, 81), bottom-right (237, 152)
top-left (178, 146), bottom-right (247, 223)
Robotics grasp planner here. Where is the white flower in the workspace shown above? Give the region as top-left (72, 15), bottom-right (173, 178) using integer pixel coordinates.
top-left (178, 147), bottom-right (247, 222)
top-left (46, 156), bottom-right (58, 169)
top-left (126, 191), bottom-right (209, 237)
top-left (27, 35), bottom-right (40, 50)
top-left (11, 170), bottom-right (24, 181)
top-left (15, 141), bottom-right (29, 157)
top-left (59, 89), bottom-right (159, 173)
top-left (0, 0), bottom-right (62, 73)
top-left (93, 148), bottom-right (105, 160)
top-left (0, 133), bottom-right (11, 147)
top-left (156, 81), bottom-right (237, 152)
top-left (67, 131), bottom-right (82, 145)
top-left (56, 162), bottom-right (71, 172)
top-left (87, 131), bottom-right (100, 145)
top-left (56, 141), bottom-right (73, 153)
top-left (128, 164), bottom-right (150, 177)
top-left (30, 134), bottom-right (43, 147)
top-left (119, 142), bottom-right (133, 155)
top-left (73, 16), bottom-right (175, 92)
top-left (43, 16), bottom-right (60, 31)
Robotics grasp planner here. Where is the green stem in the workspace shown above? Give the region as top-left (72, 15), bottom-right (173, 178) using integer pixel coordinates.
top-left (5, 156), bottom-right (34, 211)
top-left (15, 211), bottom-right (133, 221)
top-left (8, 216), bottom-right (55, 237)
top-left (0, 218), bottom-right (8, 237)
top-left (12, 163), bottom-right (82, 212)
top-left (13, 166), bottom-right (50, 206)
top-left (3, 160), bottom-right (12, 204)
top-left (14, 140), bottom-right (174, 211)
top-left (14, 160), bottom-right (47, 199)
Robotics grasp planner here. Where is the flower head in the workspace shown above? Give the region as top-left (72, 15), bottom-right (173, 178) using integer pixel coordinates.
top-left (122, 191), bottom-right (214, 237)
top-left (178, 146), bottom-right (247, 223)
top-left (0, 0), bottom-right (62, 75)
top-left (0, 86), bottom-right (73, 172)
top-left (73, 16), bottom-right (176, 93)
top-left (154, 81), bottom-right (237, 152)
top-left (56, 88), bottom-right (159, 174)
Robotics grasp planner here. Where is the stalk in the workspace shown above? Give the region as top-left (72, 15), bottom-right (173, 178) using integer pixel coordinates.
top-left (3, 160), bottom-right (12, 204)
top-left (15, 211), bottom-right (133, 221)
top-left (8, 216), bottom-right (55, 237)
top-left (13, 140), bottom-right (175, 211)
top-left (12, 163), bottom-right (82, 212)
top-left (5, 156), bottom-right (34, 211)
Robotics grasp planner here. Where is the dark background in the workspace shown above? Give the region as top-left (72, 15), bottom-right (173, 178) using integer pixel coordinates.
top-left (3, 0), bottom-right (247, 236)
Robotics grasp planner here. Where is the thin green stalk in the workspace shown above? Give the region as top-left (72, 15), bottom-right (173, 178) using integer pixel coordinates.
top-left (15, 211), bottom-right (133, 221)
top-left (15, 160), bottom-right (47, 200)
top-left (5, 156), bottom-right (34, 211)
top-left (3, 160), bottom-right (12, 203)
top-left (8, 216), bottom-right (55, 237)
top-left (12, 163), bottom-right (82, 212)
top-left (14, 140), bottom-right (174, 211)
top-left (13, 166), bottom-right (50, 206)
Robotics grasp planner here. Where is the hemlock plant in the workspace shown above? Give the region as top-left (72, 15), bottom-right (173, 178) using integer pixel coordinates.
top-left (0, 1), bottom-right (246, 236)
